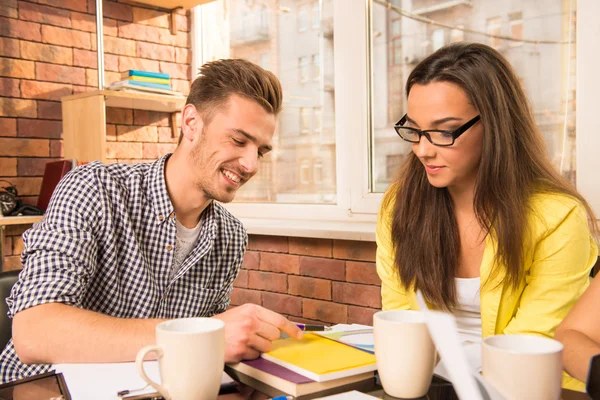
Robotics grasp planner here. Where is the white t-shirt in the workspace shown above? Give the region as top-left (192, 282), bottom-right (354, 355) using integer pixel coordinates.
top-left (170, 218), bottom-right (203, 280)
top-left (453, 277), bottom-right (482, 344)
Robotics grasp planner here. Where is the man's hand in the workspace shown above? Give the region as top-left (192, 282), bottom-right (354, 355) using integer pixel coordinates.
top-left (213, 303), bottom-right (303, 363)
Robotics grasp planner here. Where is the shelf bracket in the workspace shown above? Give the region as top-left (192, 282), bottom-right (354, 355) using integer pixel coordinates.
top-left (170, 112), bottom-right (179, 139)
top-left (171, 7), bottom-right (183, 35)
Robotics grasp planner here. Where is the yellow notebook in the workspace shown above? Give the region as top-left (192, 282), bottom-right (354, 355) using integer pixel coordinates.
top-left (261, 334), bottom-right (377, 382)
top-left (129, 75), bottom-right (171, 84)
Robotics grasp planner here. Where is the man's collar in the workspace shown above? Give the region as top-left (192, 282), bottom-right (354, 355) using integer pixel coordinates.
top-left (147, 154), bottom-right (175, 225)
top-left (146, 154), bottom-right (218, 232)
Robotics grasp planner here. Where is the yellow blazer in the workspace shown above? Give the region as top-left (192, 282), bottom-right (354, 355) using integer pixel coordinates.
top-left (376, 191), bottom-right (598, 391)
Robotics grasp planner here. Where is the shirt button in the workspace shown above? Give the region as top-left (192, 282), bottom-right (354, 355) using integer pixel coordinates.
top-left (166, 244), bottom-right (173, 251)
top-left (158, 215), bottom-right (165, 221)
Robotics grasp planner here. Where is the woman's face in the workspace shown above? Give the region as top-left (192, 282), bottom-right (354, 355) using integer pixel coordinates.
top-left (406, 81), bottom-right (484, 194)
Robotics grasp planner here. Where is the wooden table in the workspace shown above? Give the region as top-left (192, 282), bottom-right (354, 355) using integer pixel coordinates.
top-left (217, 375), bottom-right (591, 400)
top-left (0, 215), bottom-right (43, 270)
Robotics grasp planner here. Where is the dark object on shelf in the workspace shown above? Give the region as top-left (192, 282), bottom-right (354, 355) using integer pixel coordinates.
top-left (37, 160), bottom-right (72, 212)
top-left (0, 181), bottom-right (18, 216)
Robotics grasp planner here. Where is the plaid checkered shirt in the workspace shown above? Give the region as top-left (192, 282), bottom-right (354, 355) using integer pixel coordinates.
top-left (0, 154), bottom-right (247, 382)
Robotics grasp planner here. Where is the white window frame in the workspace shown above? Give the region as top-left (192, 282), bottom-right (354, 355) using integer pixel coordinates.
top-left (576, 0), bottom-right (600, 216)
top-left (191, 0), bottom-right (600, 241)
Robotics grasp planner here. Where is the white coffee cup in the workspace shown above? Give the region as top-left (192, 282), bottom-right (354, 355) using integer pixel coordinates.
top-left (482, 334), bottom-right (563, 400)
top-left (136, 317), bottom-right (225, 400)
top-left (373, 310), bottom-right (436, 398)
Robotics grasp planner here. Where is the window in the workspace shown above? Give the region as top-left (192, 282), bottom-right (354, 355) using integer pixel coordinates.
top-left (509, 12), bottom-right (523, 47)
top-left (314, 160), bottom-right (324, 184)
top-left (391, 20), bottom-right (401, 37)
top-left (371, 1), bottom-right (580, 195)
top-left (298, 4), bottom-right (309, 32)
top-left (314, 107), bottom-right (322, 133)
top-left (259, 53), bottom-right (270, 70)
top-left (432, 28), bottom-right (445, 51)
top-left (300, 160), bottom-right (311, 184)
top-left (487, 17), bottom-right (503, 49)
top-left (451, 25), bottom-right (465, 43)
top-left (311, 2), bottom-right (320, 29)
top-left (299, 56), bottom-right (311, 82)
top-left (192, 1), bottom-right (598, 239)
top-left (386, 154), bottom-right (404, 182)
top-left (300, 108), bottom-right (311, 134)
top-left (195, 0), bottom-right (335, 207)
top-left (312, 54), bottom-right (320, 80)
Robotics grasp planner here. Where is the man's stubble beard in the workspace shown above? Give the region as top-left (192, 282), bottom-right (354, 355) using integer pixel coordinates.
top-left (190, 130), bottom-right (237, 204)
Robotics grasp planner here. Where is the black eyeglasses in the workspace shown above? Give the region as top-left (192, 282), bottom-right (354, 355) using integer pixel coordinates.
top-left (394, 114), bottom-right (481, 146)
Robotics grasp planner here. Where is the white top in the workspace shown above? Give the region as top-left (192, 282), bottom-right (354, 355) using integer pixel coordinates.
top-left (453, 277), bottom-right (482, 344)
top-left (170, 218), bottom-right (203, 280)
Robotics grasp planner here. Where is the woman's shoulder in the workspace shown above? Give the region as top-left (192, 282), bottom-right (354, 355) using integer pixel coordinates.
top-left (527, 191), bottom-right (589, 233)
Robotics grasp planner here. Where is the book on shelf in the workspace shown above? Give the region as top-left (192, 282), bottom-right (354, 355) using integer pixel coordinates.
top-left (225, 358), bottom-right (374, 398)
top-left (128, 75), bottom-right (171, 85)
top-left (120, 69), bottom-right (170, 80)
top-left (108, 80), bottom-right (182, 96)
top-left (114, 79), bottom-right (170, 90)
top-left (261, 333), bottom-right (377, 382)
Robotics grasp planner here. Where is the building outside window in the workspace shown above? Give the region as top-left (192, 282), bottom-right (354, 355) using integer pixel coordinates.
top-left (312, 54), bottom-right (320, 80)
top-left (300, 160), bottom-right (311, 185)
top-left (509, 11), bottom-right (524, 47)
top-left (298, 4), bottom-right (310, 32)
top-left (300, 107), bottom-right (311, 134)
top-left (451, 25), bottom-right (465, 43)
top-left (432, 28), bottom-right (445, 51)
top-left (371, 1), bottom-right (578, 193)
top-left (193, 0), bottom-right (594, 237)
top-left (299, 55), bottom-right (311, 82)
top-left (487, 16), bottom-right (503, 49)
top-left (311, 1), bottom-right (320, 29)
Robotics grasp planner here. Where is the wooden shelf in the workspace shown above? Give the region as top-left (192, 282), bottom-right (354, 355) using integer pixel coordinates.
top-left (61, 90), bottom-right (184, 164)
top-left (61, 90), bottom-right (186, 113)
top-left (134, 0), bottom-right (215, 10)
top-left (0, 215), bottom-right (43, 227)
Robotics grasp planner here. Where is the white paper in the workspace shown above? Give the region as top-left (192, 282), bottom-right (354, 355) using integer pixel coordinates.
top-left (315, 390), bottom-right (379, 399)
top-left (53, 362), bottom-right (234, 400)
top-left (434, 342), bottom-right (482, 380)
top-left (415, 290), bottom-right (505, 400)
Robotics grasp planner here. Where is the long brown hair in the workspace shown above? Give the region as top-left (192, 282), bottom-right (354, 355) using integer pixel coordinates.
top-left (387, 42), bottom-right (596, 310)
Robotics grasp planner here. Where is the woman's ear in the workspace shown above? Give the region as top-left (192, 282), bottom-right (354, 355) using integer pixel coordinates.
top-left (181, 104), bottom-right (203, 143)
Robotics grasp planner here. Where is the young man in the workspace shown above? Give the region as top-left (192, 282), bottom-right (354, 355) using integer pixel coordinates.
top-left (0, 59), bottom-right (302, 383)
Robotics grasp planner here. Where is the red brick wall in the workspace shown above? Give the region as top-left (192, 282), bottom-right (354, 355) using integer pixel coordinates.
top-left (1, 0), bottom-right (191, 270)
top-left (233, 235), bottom-right (382, 327)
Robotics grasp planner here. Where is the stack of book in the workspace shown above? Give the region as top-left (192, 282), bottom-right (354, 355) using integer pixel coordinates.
top-left (225, 328), bottom-right (377, 398)
top-left (108, 70), bottom-right (181, 96)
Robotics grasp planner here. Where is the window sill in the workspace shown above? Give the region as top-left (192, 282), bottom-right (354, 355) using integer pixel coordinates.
top-left (239, 217), bottom-right (377, 242)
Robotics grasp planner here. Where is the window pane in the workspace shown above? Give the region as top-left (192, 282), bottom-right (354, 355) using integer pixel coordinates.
top-left (225, 0), bottom-right (336, 204)
top-left (371, 0), bottom-right (577, 193)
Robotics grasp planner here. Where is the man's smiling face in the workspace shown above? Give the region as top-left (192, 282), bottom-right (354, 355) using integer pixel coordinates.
top-left (188, 94), bottom-right (276, 203)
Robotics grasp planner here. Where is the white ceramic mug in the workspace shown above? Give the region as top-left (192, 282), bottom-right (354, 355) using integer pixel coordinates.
top-left (482, 334), bottom-right (563, 400)
top-left (373, 310), bottom-right (436, 398)
top-left (136, 317), bottom-right (225, 400)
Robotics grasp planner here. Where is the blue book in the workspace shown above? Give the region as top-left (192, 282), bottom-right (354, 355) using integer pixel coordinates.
top-left (121, 70), bottom-right (170, 80)
top-left (108, 80), bottom-right (179, 96)
top-left (126, 80), bottom-right (171, 90)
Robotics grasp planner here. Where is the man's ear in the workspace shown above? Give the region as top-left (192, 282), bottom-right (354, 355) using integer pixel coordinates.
top-left (181, 104), bottom-right (203, 143)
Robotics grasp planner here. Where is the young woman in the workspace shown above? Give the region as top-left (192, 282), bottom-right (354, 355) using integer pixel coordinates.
top-left (376, 42), bottom-right (598, 391)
